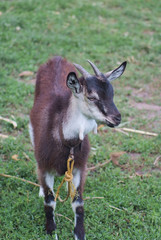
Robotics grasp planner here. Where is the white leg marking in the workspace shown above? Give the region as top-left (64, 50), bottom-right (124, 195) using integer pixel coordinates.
top-left (72, 168), bottom-right (81, 190)
top-left (66, 168), bottom-right (80, 196)
top-left (74, 213), bottom-right (78, 227)
top-left (72, 201), bottom-right (84, 227)
top-left (39, 186), bottom-right (44, 197)
top-left (72, 201), bottom-right (84, 213)
top-left (55, 233), bottom-right (58, 240)
top-left (71, 168), bottom-right (83, 227)
top-left (74, 235), bottom-right (86, 240)
top-left (44, 173), bottom-right (56, 210)
top-left (45, 173), bottom-right (54, 191)
top-left (44, 200), bottom-right (56, 210)
top-left (28, 120), bottom-right (34, 147)
top-left (74, 235), bottom-right (78, 240)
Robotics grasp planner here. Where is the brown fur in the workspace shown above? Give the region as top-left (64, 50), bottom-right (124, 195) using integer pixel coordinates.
top-left (30, 56), bottom-right (90, 187)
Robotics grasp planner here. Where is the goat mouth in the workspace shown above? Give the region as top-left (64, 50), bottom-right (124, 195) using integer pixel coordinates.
top-left (105, 119), bottom-right (115, 128)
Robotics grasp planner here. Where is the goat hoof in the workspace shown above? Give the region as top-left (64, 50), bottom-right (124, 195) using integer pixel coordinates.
top-left (46, 220), bottom-right (56, 235)
top-left (74, 227), bottom-right (85, 240)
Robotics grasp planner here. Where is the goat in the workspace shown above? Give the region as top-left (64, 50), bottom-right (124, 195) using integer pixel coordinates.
top-left (29, 56), bottom-right (126, 240)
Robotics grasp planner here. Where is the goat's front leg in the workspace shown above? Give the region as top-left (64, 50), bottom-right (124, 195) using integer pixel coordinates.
top-left (38, 171), bottom-right (57, 237)
top-left (71, 168), bottom-right (85, 240)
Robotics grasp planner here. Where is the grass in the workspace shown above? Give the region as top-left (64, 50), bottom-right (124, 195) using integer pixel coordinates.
top-left (0, 0), bottom-right (161, 239)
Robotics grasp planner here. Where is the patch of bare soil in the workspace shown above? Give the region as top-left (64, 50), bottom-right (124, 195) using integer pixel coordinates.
top-left (143, 30), bottom-right (155, 36)
top-left (128, 153), bottom-right (141, 161)
top-left (17, 71), bottom-right (36, 85)
top-left (126, 82), bottom-right (161, 131)
top-left (117, 152), bottom-right (161, 176)
top-left (131, 101), bottom-right (161, 111)
top-left (129, 99), bottom-right (161, 131)
top-left (18, 78), bottom-right (36, 85)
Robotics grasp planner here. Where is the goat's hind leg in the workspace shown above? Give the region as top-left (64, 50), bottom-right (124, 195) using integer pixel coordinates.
top-left (71, 168), bottom-right (85, 240)
top-left (38, 170), bottom-right (57, 236)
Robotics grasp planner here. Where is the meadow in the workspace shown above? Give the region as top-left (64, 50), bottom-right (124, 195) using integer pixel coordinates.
top-left (0, 0), bottom-right (161, 239)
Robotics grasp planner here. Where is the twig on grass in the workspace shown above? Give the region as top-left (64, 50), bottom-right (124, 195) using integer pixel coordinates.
top-left (23, 152), bottom-right (31, 161)
top-left (119, 127), bottom-right (158, 137)
top-left (86, 159), bottom-right (111, 171)
top-left (108, 204), bottom-right (123, 211)
top-left (114, 128), bottom-right (129, 136)
top-left (0, 173), bottom-right (40, 187)
top-left (0, 134), bottom-right (9, 139)
top-left (56, 213), bottom-right (73, 223)
top-left (0, 116), bottom-right (17, 128)
top-left (0, 134), bottom-right (15, 140)
top-left (83, 196), bottom-right (104, 200)
top-left (154, 155), bottom-right (161, 166)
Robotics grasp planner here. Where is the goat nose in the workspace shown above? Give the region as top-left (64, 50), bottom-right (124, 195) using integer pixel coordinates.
top-left (115, 113), bottom-right (121, 124)
top-left (116, 113), bottom-right (121, 121)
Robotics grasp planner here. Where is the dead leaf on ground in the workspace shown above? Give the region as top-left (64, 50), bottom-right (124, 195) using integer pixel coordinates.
top-left (12, 154), bottom-right (19, 161)
top-left (136, 171), bottom-right (152, 178)
top-left (135, 171), bottom-right (144, 176)
top-left (19, 71), bottom-right (34, 77)
top-left (0, 11), bottom-right (2, 16)
top-left (143, 30), bottom-right (155, 36)
top-left (110, 151), bottom-right (126, 167)
top-left (28, 79), bottom-right (36, 85)
top-left (23, 152), bottom-right (30, 161)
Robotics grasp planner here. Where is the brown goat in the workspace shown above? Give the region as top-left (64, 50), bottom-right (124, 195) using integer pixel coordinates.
top-left (29, 56), bottom-right (126, 240)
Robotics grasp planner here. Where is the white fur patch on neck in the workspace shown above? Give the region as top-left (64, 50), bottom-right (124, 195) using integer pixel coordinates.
top-left (63, 95), bottom-right (97, 141)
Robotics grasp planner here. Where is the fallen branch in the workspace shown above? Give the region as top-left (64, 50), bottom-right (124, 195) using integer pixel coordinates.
top-left (119, 127), bottom-right (158, 137)
top-left (154, 155), bottom-right (161, 166)
top-left (0, 173), bottom-right (40, 187)
top-left (0, 134), bottom-right (9, 139)
top-left (0, 116), bottom-right (17, 128)
top-left (0, 133), bottom-right (16, 140)
top-left (86, 159), bottom-right (111, 171)
top-left (23, 152), bottom-right (31, 161)
top-left (114, 128), bottom-right (129, 136)
top-left (108, 204), bottom-right (123, 211)
top-left (19, 71), bottom-right (34, 77)
top-left (83, 196), bottom-right (104, 200)
top-left (56, 213), bottom-right (72, 223)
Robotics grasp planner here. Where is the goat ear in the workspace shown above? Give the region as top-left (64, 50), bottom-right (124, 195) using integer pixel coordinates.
top-left (66, 72), bottom-right (81, 94)
top-left (105, 61), bottom-right (127, 82)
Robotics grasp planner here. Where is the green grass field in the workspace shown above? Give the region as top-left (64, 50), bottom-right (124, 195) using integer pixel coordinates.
top-left (0, 0), bottom-right (161, 239)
